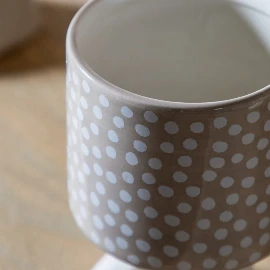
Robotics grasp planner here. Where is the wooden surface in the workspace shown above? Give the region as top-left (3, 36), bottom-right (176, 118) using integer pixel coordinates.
top-left (0, 0), bottom-right (269, 269)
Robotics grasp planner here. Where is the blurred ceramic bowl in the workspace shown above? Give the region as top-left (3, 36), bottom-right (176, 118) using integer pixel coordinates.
top-left (0, 0), bottom-right (38, 55)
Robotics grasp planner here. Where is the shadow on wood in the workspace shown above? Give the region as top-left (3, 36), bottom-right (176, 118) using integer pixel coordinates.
top-left (0, 1), bottom-right (79, 73)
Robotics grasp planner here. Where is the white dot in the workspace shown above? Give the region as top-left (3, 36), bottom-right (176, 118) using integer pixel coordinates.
top-left (241, 177), bottom-right (255, 188)
top-left (240, 236), bottom-right (253, 248)
top-left (201, 198), bottom-right (216, 210)
top-left (126, 152), bottom-right (138, 166)
top-left (89, 231), bottom-right (100, 245)
top-left (104, 238), bottom-right (115, 253)
top-left (163, 245), bottom-right (179, 258)
top-left (149, 228), bottom-right (163, 240)
top-left (203, 259), bottom-right (217, 269)
top-left (90, 123), bottom-right (99, 135)
top-left (93, 106), bottom-right (103, 120)
top-left (190, 122), bottom-right (204, 133)
top-left (264, 120), bottom-right (270, 131)
top-left (104, 214), bottom-right (116, 227)
top-left (225, 260), bottom-right (239, 270)
top-left (164, 121), bottom-right (179, 134)
top-left (122, 172), bottom-right (134, 184)
top-left (265, 167), bottom-right (270, 177)
top-left (83, 163), bottom-right (91, 175)
top-left (108, 200), bottom-right (120, 214)
top-left (73, 152), bottom-right (79, 164)
top-left (121, 224), bottom-right (133, 237)
top-left (259, 217), bottom-right (270, 229)
top-left (214, 117), bottom-right (227, 129)
top-left (106, 171), bottom-right (117, 184)
top-left (90, 192), bottom-right (100, 207)
top-left (125, 210), bottom-right (138, 222)
top-left (186, 186), bottom-right (200, 197)
top-left (160, 142), bottom-right (174, 153)
top-left (72, 71), bottom-right (79, 85)
top-left (92, 215), bottom-right (104, 230)
top-left (249, 252), bottom-right (261, 263)
top-left (221, 177), bottom-right (234, 188)
top-left (158, 186), bottom-right (174, 198)
top-left (77, 108), bottom-right (84, 120)
top-left (202, 170), bottom-right (217, 182)
top-left (149, 158), bottom-right (162, 170)
top-left (106, 146), bottom-right (116, 159)
top-left (82, 127), bottom-right (90, 140)
top-left (108, 130), bottom-right (119, 143)
top-left (80, 96), bottom-right (88, 110)
top-left (260, 233), bottom-right (270, 246)
top-left (135, 124), bottom-right (150, 137)
top-left (127, 255), bottom-right (139, 265)
top-left (121, 106), bottom-right (133, 118)
top-left (144, 207), bottom-right (158, 219)
top-left (247, 111), bottom-right (260, 123)
top-left (92, 146), bottom-right (102, 159)
top-left (147, 256), bottom-right (162, 269)
top-left (197, 219), bottom-right (211, 230)
top-left (234, 219), bottom-right (247, 231)
top-left (257, 202), bottom-right (268, 214)
top-left (96, 182), bottom-right (106, 195)
top-left (178, 261), bottom-right (192, 270)
top-left (78, 171), bottom-right (85, 183)
top-left (178, 156), bottom-right (192, 167)
top-left (134, 140), bottom-right (147, 152)
top-left (120, 190), bottom-right (132, 203)
top-left (113, 116), bottom-right (124, 129)
top-left (209, 157), bottom-right (225, 169)
top-left (82, 80), bottom-right (90, 93)
top-left (138, 189), bottom-right (151, 201)
top-left (213, 141), bottom-right (228, 153)
top-left (165, 215), bottom-right (180, 227)
top-left (266, 184), bottom-right (270, 195)
top-left (219, 245), bottom-right (233, 256)
top-left (173, 172), bottom-right (188, 183)
top-left (242, 133), bottom-right (255, 145)
top-left (220, 211), bottom-right (233, 223)
top-left (136, 239), bottom-right (151, 252)
top-left (193, 243), bottom-right (207, 254)
top-left (142, 173), bottom-right (156, 185)
top-left (228, 124), bottom-right (242, 136)
top-left (246, 157), bottom-right (259, 169)
top-left (93, 163), bottom-right (103, 176)
top-left (99, 95), bottom-right (109, 107)
top-left (231, 153), bottom-right (244, 163)
top-left (226, 193), bottom-right (239, 205)
top-left (257, 138), bottom-right (269, 150)
top-left (116, 237), bottom-right (128, 250)
top-left (72, 116), bottom-right (78, 129)
top-left (144, 111), bottom-right (158, 123)
top-left (70, 87), bottom-right (76, 101)
top-left (183, 138), bottom-right (198, 151)
top-left (78, 189), bottom-right (87, 202)
top-left (178, 202), bottom-right (192, 213)
top-left (81, 144), bottom-right (89, 156)
top-left (246, 194), bottom-right (258, 206)
top-left (175, 231), bottom-right (190, 242)
top-left (215, 228), bottom-right (228, 240)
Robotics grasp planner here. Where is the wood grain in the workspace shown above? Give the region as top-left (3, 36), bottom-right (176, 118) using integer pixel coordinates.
top-left (0, 0), bottom-right (269, 269)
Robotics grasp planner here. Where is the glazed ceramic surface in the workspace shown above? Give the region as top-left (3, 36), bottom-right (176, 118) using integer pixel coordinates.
top-left (66, 0), bottom-right (270, 269)
top-left (0, 0), bottom-right (38, 54)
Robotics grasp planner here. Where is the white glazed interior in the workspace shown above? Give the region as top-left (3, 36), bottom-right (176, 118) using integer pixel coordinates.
top-left (73, 0), bottom-right (270, 103)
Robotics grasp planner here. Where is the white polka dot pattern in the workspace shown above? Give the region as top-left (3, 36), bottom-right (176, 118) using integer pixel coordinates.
top-left (66, 63), bottom-right (270, 270)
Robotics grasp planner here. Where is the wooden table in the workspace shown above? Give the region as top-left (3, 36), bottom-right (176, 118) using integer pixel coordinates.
top-left (0, 0), bottom-right (268, 269)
